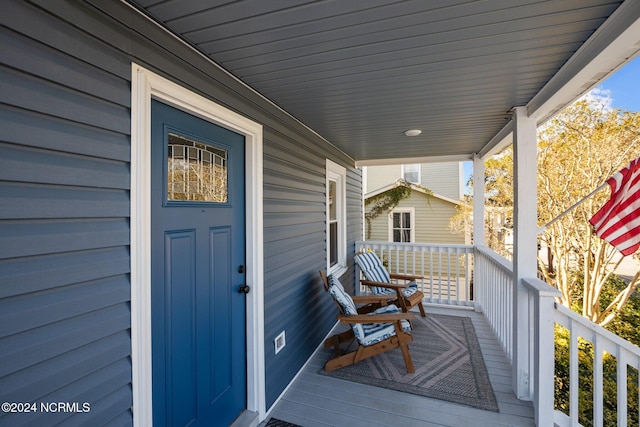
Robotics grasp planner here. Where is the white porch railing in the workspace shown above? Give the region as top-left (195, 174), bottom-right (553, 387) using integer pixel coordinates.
top-left (474, 245), bottom-right (515, 362)
top-left (474, 245), bottom-right (559, 426)
top-left (355, 241), bottom-right (474, 307)
top-left (554, 302), bottom-right (640, 427)
top-left (355, 242), bottom-right (640, 426)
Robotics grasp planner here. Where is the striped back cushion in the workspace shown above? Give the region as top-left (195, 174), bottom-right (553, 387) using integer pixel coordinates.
top-left (355, 251), bottom-right (391, 294)
top-left (327, 275), bottom-right (365, 342)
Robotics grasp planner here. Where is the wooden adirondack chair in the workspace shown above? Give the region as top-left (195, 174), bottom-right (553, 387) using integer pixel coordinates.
top-left (319, 271), bottom-right (415, 373)
top-left (354, 250), bottom-right (427, 317)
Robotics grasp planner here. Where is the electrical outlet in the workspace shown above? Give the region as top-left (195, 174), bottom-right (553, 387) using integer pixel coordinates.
top-left (274, 331), bottom-right (286, 354)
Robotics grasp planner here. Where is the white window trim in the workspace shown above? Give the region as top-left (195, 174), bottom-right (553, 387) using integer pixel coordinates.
top-left (401, 164), bottom-right (421, 184)
top-left (130, 64), bottom-right (265, 425)
top-left (326, 159), bottom-right (347, 277)
top-left (388, 208), bottom-right (416, 243)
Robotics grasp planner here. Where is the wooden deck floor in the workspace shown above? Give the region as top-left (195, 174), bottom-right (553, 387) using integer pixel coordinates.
top-left (262, 305), bottom-right (535, 427)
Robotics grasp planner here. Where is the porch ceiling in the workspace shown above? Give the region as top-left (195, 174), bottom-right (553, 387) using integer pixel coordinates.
top-left (128, 0), bottom-right (639, 164)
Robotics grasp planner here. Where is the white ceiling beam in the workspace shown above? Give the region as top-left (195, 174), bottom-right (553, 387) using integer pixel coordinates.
top-left (355, 154), bottom-right (471, 167)
top-left (478, 120), bottom-right (513, 159)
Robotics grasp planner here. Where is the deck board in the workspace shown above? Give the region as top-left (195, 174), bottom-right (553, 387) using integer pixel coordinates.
top-left (262, 305), bottom-right (535, 427)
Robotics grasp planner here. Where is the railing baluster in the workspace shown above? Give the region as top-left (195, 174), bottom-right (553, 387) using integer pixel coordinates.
top-left (356, 241), bottom-right (474, 307)
top-left (553, 303), bottom-right (640, 427)
top-left (594, 334), bottom-right (603, 427)
top-left (618, 349), bottom-right (628, 427)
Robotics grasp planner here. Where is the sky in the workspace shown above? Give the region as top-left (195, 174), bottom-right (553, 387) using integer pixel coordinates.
top-left (598, 55), bottom-right (640, 112)
top-left (463, 55), bottom-right (640, 192)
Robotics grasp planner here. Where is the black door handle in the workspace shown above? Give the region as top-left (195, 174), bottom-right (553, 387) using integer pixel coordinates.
top-left (238, 285), bottom-right (251, 294)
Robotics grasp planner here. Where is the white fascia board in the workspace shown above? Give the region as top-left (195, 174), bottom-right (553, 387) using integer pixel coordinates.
top-left (527, 2), bottom-right (640, 124)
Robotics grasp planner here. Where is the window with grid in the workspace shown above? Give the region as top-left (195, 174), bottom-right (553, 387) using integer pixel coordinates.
top-left (390, 209), bottom-right (414, 242)
top-left (402, 164), bottom-right (420, 183)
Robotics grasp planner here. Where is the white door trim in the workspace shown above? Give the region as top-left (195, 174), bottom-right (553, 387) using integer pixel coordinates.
top-left (130, 64), bottom-right (265, 425)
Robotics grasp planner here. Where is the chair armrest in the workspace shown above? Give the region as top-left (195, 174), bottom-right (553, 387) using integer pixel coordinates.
top-left (390, 273), bottom-right (422, 281)
top-left (351, 295), bottom-right (391, 304)
top-left (336, 313), bottom-right (414, 323)
top-left (360, 279), bottom-right (408, 289)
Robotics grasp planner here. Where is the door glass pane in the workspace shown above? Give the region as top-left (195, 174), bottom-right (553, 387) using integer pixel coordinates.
top-left (168, 133), bottom-right (228, 202)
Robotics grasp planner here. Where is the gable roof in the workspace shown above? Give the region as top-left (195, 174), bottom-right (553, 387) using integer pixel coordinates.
top-left (365, 180), bottom-right (462, 206)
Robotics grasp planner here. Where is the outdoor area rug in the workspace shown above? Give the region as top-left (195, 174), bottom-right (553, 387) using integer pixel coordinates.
top-left (264, 418), bottom-right (302, 427)
top-left (320, 313), bottom-right (499, 412)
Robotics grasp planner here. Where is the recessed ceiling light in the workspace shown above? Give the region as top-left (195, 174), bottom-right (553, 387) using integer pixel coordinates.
top-left (404, 129), bottom-right (422, 137)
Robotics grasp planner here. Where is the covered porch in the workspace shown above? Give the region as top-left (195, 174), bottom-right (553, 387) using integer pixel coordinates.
top-left (264, 304), bottom-right (535, 427)
top-left (4, 2), bottom-right (640, 426)
top-left (126, 2), bottom-right (640, 424)
top-left (264, 242), bottom-right (640, 426)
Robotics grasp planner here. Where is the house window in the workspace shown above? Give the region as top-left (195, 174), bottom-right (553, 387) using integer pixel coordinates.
top-left (327, 160), bottom-right (347, 275)
top-left (402, 164), bottom-right (420, 183)
top-left (389, 209), bottom-right (415, 243)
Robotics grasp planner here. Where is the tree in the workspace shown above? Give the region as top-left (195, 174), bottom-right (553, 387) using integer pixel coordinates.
top-left (451, 93), bottom-right (640, 325)
top-left (537, 94), bottom-right (640, 325)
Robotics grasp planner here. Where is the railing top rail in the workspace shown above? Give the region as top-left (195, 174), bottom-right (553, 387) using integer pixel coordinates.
top-left (356, 241), bottom-right (474, 250)
top-left (554, 302), bottom-right (640, 355)
top-left (474, 245), bottom-right (513, 272)
top-left (522, 277), bottom-right (561, 298)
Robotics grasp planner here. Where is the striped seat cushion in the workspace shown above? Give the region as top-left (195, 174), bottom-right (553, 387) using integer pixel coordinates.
top-left (327, 274), bottom-right (410, 347)
top-left (359, 304), bottom-right (412, 346)
top-left (375, 281), bottom-right (419, 298)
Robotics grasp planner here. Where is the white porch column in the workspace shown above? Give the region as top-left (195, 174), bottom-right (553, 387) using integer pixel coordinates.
top-left (512, 106), bottom-right (538, 400)
top-left (472, 154), bottom-right (485, 247)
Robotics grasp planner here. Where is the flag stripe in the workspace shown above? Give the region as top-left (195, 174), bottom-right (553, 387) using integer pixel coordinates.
top-left (589, 157), bottom-right (640, 257)
top-left (597, 196), bottom-right (640, 239)
top-left (591, 169), bottom-right (640, 230)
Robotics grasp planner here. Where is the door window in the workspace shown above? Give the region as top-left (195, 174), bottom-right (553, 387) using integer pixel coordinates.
top-left (167, 133), bottom-right (228, 202)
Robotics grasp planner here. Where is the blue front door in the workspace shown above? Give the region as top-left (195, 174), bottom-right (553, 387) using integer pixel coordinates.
top-left (151, 100), bottom-right (246, 426)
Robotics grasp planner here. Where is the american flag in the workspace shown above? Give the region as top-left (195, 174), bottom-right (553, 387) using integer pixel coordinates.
top-left (589, 157), bottom-right (640, 256)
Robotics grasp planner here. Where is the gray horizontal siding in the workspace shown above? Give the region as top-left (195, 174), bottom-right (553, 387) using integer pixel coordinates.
top-left (0, 247), bottom-right (130, 299)
top-left (1, 1), bottom-right (362, 424)
top-left (0, 1), bottom-right (133, 425)
top-left (0, 218), bottom-right (130, 259)
top-left (2, 143), bottom-right (130, 189)
top-left (2, 106), bottom-right (130, 162)
top-left (0, 65), bottom-right (130, 134)
top-left (0, 183), bottom-right (130, 219)
top-left (262, 128), bottom-right (358, 406)
top-left (0, 304), bottom-right (130, 378)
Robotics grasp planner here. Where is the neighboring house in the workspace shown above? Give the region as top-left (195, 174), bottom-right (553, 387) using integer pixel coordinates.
top-left (365, 181), bottom-right (468, 245)
top-left (363, 162), bottom-right (464, 201)
top-left (363, 162), bottom-right (467, 244)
